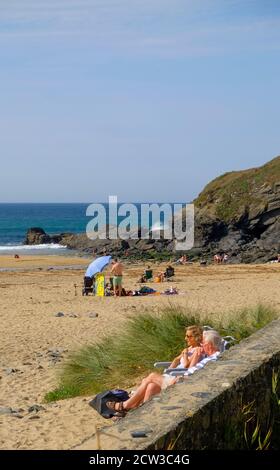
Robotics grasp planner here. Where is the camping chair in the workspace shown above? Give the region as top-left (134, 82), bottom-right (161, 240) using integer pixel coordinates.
top-left (164, 266), bottom-right (175, 280)
top-left (82, 276), bottom-right (95, 296)
top-left (144, 269), bottom-right (153, 281)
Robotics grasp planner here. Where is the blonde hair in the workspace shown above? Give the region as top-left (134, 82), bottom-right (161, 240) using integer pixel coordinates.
top-left (186, 325), bottom-right (203, 346)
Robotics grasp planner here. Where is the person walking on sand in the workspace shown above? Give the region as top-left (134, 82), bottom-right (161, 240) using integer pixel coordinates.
top-left (111, 258), bottom-right (123, 297)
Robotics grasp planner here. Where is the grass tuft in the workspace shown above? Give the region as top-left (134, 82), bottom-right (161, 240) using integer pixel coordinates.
top-left (44, 303), bottom-right (279, 402)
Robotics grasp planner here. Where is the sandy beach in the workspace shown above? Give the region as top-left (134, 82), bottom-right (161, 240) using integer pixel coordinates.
top-left (1, 255), bottom-right (280, 450)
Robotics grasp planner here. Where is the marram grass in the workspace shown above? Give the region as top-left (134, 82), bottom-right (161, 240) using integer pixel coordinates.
top-left (45, 303), bottom-right (279, 402)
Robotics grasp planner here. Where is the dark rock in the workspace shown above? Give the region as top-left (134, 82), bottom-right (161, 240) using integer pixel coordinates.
top-left (54, 312), bottom-right (64, 317)
top-left (24, 227), bottom-right (65, 246)
top-left (4, 368), bottom-right (20, 375)
top-left (24, 227), bottom-right (51, 245)
top-left (12, 408), bottom-right (25, 413)
top-left (28, 404), bottom-right (46, 413)
top-left (47, 349), bottom-right (64, 359)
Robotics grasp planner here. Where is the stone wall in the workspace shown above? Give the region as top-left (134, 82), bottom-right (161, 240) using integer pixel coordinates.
top-left (74, 319), bottom-right (280, 450)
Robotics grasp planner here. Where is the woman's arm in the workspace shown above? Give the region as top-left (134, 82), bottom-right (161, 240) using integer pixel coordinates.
top-left (172, 347), bottom-right (204, 369)
top-left (169, 353), bottom-right (182, 369)
top-left (188, 347), bottom-right (204, 368)
top-left (179, 349), bottom-right (190, 368)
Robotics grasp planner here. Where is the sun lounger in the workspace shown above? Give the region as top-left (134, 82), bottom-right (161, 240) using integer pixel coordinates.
top-left (153, 334), bottom-right (236, 373)
top-left (167, 351), bottom-right (221, 377)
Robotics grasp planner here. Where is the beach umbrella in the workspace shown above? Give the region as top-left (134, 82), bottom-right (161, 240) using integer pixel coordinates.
top-left (85, 255), bottom-right (112, 278)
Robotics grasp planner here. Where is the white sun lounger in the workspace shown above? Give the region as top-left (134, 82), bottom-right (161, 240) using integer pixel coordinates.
top-left (167, 351), bottom-right (221, 377)
top-left (154, 331), bottom-right (236, 373)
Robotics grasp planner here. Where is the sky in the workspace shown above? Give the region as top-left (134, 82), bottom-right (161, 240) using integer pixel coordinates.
top-left (0, 0), bottom-right (280, 203)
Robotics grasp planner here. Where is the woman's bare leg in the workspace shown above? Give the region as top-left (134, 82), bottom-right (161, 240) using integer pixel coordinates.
top-left (123, 373), bottom-right (163, 410)
top-left (143, 383), bottom-right (161, 402)
top-left (123, 378), bottom-right (151, 410)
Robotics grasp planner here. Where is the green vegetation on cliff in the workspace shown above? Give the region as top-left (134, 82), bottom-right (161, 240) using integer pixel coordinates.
top-left (195, 156), bottom-right (280, 222)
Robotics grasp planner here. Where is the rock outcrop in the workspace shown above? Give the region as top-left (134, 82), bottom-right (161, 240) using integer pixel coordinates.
top-left (24, 227), bottom-right (52, 245)
top-left (24, 227), bottom-right (173, 258)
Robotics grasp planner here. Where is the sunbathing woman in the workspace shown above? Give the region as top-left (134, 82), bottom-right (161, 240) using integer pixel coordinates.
top-left (106, 325), bottom-right (204, 415)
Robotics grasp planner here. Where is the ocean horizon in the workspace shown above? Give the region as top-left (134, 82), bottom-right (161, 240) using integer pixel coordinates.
top-left (0, 202), bottom-right (184, 254)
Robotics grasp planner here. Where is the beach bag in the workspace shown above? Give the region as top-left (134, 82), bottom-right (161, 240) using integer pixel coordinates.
top-left (89, 389), bottom-right (130, 419)
top-left (139, 286), bottom-right (155, 294)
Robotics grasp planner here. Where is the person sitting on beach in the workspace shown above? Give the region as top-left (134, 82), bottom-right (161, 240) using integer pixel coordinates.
top-left (155, 271), bottom-right (165, 282)
top-left (222, 254), bottom-right (229, 263)
top-left (175, 255), bottom-right (188, 265)
top-left (139, 266), bottom-right (153, 283)
top-left (164, 265), bottom-right (175, 280)
top-left (111, 258), bottom-right (123, 297)
top-left (163, 286), bottom-right (178, 295)
top-left (106, 325), bottom-right (208, 415)
top-left (105, 282), bottom-right (113, 296)
top-left (214, 254), bottom-right (222, 264)
top-left (14, 254), bottom-right (20, 259)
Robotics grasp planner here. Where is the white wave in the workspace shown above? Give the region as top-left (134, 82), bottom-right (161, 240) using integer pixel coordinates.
top-left (151, 222), bottom-right (170, 231)
top-left (0, 244), bottom-right (67, 251)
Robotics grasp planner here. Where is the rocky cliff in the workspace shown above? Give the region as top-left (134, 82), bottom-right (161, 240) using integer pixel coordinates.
top-left (191, 155), bottom-right (280, 262)
top-left (24, 156), bottom-right (280, 262)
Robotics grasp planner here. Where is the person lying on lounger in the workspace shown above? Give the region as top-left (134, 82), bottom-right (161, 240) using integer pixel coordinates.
top-left (106, 325), bottom-right (211, 416)
top-left (175, 255), bottom-right (188, 265)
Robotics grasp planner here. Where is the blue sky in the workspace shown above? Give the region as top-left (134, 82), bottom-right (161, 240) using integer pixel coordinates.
top-left (0, 0), bottom-right (280, 202)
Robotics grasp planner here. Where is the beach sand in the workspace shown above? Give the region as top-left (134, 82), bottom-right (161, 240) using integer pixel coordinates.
top-left (1, 255), bottom-right (280, 449)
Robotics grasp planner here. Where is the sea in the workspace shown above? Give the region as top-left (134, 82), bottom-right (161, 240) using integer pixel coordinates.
top-left (0, 203), bottom-right (183, 255)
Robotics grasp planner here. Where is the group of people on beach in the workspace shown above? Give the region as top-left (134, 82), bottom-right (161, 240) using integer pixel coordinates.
top-left (86, 258), bottom-right (177, 297)
top-left (213, 253), bottom-right (229, 264)
top-left (104, 325), bottom-right (223, 418)
top-left (139, 265), bottom-right (175, 283)
top-left (88, 250), bottom-right (235, 299)
top-left (175, 254), bottom-right (188, 265)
